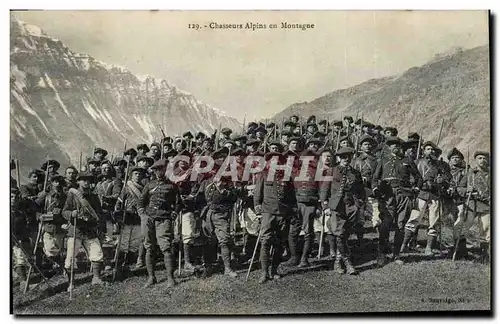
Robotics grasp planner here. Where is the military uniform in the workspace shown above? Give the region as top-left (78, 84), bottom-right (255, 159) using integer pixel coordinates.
top-left (12, 187), bottom-right (31, 284)
top-left (372, 137), bottom-right (422, 264)
top-left (197, 173), bottom-right (239, 277)
top-left (320, 147), bottom-right (365, 274)
top-left (62, 177), bottom-right (106, 285)
top-left (254, 153), bottom-right (297, 283)
top-left (404, 141), bottom-right (451, 254)
top-left (138, 160), bottom-right (181, 288)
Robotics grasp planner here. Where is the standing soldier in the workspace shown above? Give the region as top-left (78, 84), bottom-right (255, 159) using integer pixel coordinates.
top-left (351, 135), bottom-right (379, 248)
top-left (138, 159), bottom-right (182, 288)
top-left (404, 141), bottom-right (451, 256)
top-left (12, 187), bottom-right (30, 287)
top-left (459, 151), bottom-right (490, 263)
top-left (35, 175), bottom-right (67, 269)
top-left (445, 148), bottom-right (467, 258)
top-left (64, 166), bottom-right (79, 193)
top-left (62, 172), bottom-right (107, 287)
top-left (372, 137), bottom-right (422, 265)
top-left (320, 147), bottom-right (365, 275)
top-left (254, 152), bottom-right (297, 283)
top-left (149, 142), bottom-right (162, 161)
top-left (93, 148), bottom-right (108, 163)
top-left (197, 149), bottom-right (239, 278)
top-left (137, 144), bottom-right (150, 157)
top-left (114, 166), bottom-right (146, 275)
top-left (94, 161), bottom-right (120, 243)
top-left (124, 148), bottom-right (138, 165)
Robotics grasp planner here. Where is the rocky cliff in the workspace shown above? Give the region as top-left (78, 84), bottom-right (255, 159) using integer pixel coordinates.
top-left (10, 16), bottom-right (240, 179)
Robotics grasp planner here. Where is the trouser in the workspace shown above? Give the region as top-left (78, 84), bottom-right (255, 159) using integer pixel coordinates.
top-left (142, 216), bottom-right (174, 254)
top-left (260, 213), bottom-right (289, 274)
top-left (447, 204), bottom-right (465, 240)
top-left (296, 203), bottom-right (316, 260)
top-left (13, 240), bottom-right (31, 268)
top-left (461, 209), bottom-right (490, 243)
top-left (405, 198), bottom-right (441, 237)
top-left (364, 197), bottom-right (381, 228)
top-left (201, 210), bottom-right (233, 268)
top-left (42, 231), bottom-right (65, 258)
top-left (378, 193), bottom-right (412, 256)
top-left (175, 211), bottom-right (195, 244)
top-left (64, 236), bottom-right (104, 269)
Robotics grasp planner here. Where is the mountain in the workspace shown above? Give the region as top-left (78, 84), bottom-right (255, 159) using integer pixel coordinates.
top-left (10, 16), bottom-right (240, 180)
top-left (273, 45), bottom-right (490, 157)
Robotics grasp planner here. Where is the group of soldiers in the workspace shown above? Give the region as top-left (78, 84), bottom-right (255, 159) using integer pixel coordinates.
top-left (11, 114), bottom-right (491, 294)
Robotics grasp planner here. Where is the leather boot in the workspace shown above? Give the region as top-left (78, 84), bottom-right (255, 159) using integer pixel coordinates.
top-left (456, 238), bottom-right (467, 260)
top-left (91, 262), bottom-right (104, 285)
top-left (480, 242), bottom-right (490, 264)
top-left (259, 243), bottom-right (270, 284)
top-left (335, 237), bottom-right (346, 274)
top-left (134, 243), bottom-right (145, 269)
top-left (183, 243), bottom-right (195, 271)
top-left (143, 250), bottom-right (157, 288)
top-left (326, 234), bottom-right (336, 258)
top-left (164, 252), bottom-right (176, 288)
top-left (298, 236), bottom-right (311, 268)
top-left (344, 258), bottom-right (358, 275)
top-left (424, 236), bottom-right (436, 256)
top-left (14, 266), bottom-right (27, 286)
top-left (284, 232), bottom-right (299, 266)
top-left (221, 245), bottom-right (237, 278)
top-left (400, 229), bottom-right (413, 253)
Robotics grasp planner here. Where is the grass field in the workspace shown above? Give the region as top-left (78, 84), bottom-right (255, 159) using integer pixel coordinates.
top-left (12, 232), bottom-right (491, 315)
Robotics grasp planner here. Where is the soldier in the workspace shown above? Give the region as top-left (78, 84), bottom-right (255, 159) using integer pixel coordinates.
top-left (287, 136), bottom-right (301, 154)
top-left (195, 132), bottom-right (207, 148)
top-left (304, 123), bottom-right (318, 140)
top-left (183, 131), bottom-right (194, 143)
top-left (114, 166), bottom-right (146, 274)
top-left (137, 144), bottom-right (150, 156)
top-left (93, 148), bottom-right (108, 162)
top-left (255, 126), bottom-right (267, 142)
top-left (149, 142), bottom-right (162, 161)
top-left (20, 169), bottom-right (42, 235)
top-left (35, 174), bottom-right (67, 268)
top-left (292, 124), bottom-right (302, 137)
top-left (201, 137), bottom-right (214, 154)
top-left (136, 155), bottom-right (154, 170)
top-left (173, 149), bottom-right (199, 271)
top-left (64, 166), bottom-right (79, 192)
top-left (232, 135), bottom-right (247, 149)
top-left (124, 148), bottom-right (138, 165)
top-left (287, 148), bottom-right (319, 267)
top-left (87, 159), bottom-right (101, 179)
top-left (269, 141), bottom-right (284, 153)
top-left (254, 152), bottom-right (297, 283)
top-left (246, 138), bottom-right (261, 155)
top-left (372, 137), bottom-right (422, 266)
top-left (459, 151), bottom-right (490, 263)
top-left (373, 125), bottom-right (385, 144)
top-left (305, 138), bottom-right (322, 153)
top-left (318, 119), bottom-right (328, 134)
top-left (404, 141), bottom-right (451, 256)
top-left (290, 115), bottom-right (300, 124)
top-left (62, 172), bottom-right (107, 286)
top-left (162, 141), bottom-right (175, 159)
top-left (351, 135), bottom-right (379, 248)
top-left (444, 148), bottom-right (467, 258)
top-left (384, 127), bottom-right (398, 137)
top-left (174, 139), bottom-right (187, 153)
top-left (12, 186), bottom-right (31, 287)
top-left (283, 121), bottom-right (296, 133)
top-left (320, 147), bottom-right (365, 275)
top-left (138, 159), bottom-right (182, 288)
top-left (94, 161), bottom-right (120, 242)
top-left (280, 130), bottom-right (292, 150)
top-left (338, 135), bottom-right (353, 149)
top-left (197, 149), bottom-right (239, 278)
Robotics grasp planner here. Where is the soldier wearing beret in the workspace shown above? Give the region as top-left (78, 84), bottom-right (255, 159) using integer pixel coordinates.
top-left (254, 152), bottom-right (297, 283)
top-left (35, 174), bottom-right (67, 268)
top-left (62, 172), bottom-right (107, 287)
top-left (320, 147), bottom-right (365, 275)
top-left (458, 151), bottom-right (490, 263)
top-left (137, 144), bottom-right (150, 156)
top-left (283, 121), bottom-right (296, 133)
top-left (137, 159), bottom-right (182, 288)
top-left (94, 161), bottom-right (120, 243)
top-left (196, 150), bottom-right (239, 278)
top-left (372, 137), bottom-right (422, 266)
top-left (124, 148), bottom-right (138, 164)
top-left (404, 141), bottom-right (451, 256)
top-left (318, 119), bottom-right (328, 134)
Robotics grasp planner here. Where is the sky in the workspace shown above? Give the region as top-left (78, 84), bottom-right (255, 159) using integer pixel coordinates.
top-left (12, 10), bottom-right (489, 121)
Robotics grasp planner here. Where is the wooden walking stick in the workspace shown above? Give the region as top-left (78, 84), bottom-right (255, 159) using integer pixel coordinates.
top-left (246, 221), bottom-right (262, 281)
top-left (317, 210), bottom-right (326, 259)
top-left (178, 212), bottom-right (183, 275)
top-left (23, 221), bottom-right (44, 294)
top-left (69, 204), bottom-right (79, 300)
top-left (453, 147), bottom-right (470, 261)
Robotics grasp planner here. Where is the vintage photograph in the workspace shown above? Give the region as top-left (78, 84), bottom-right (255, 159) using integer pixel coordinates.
top-left (10, 10), bottom-right (491, 315)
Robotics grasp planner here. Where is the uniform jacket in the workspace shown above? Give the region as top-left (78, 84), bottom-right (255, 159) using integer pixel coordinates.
top-left (12, 206), bottom-right (30, 241)
top-left (115, 180), bottom-right (144, 225)
top-left (319, 164), bottom-right (365, 213)
top-left (198, 176), bottom-right (238, 213)
top-left (372, 153), bottom-right (422, 197)
top-left (35, 189), bottom-right (67, 233)
top-left (62, 187), bottom-right (105, 238)
top-left (448, 166), bottom-right (467, 204)
top-left (254, 170), bottom-right (297, 215)
top-left (94, 177), bottom-right (120, 212)
top-left (352, 152), bottom-right (378, 189)
top-left (415, 157), bottom-right (451, 200)
top-left (294, 158), bottom-right (319, 204)
top-left (138, 178), bottom-right (181, 220)
top-left (460, 166), bottom-right (490, 213)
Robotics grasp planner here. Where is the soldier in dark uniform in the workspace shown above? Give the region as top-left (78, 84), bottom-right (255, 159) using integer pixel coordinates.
top-left (254, 126), bottom-right (267, 142)
top-left (93, 148), bottom-right (108, 162)
top-left (196, 148), bottom-right (239, 278)
top-left (62, 172), bottom-right (107, 287)
top-left (351, 135), bottom-right (379, 248)
top-left (138, 159), bottom-right (182, 288)
top-left (268, 141), bottom-right (284, 153)
top-left (384, 127), bottom-right (398, 138)
top-left (174, 139), bottom-right (187, 154)
top-left (35, 175), bottom-right (67, 268)
top-left (304, 123), bottom-right (318, 140)
top-left (195, 132), bottom-right (207, 148)
top-left (317, 119), bottom-right (328, 134)
top-left (254, 152), bottom-right (297, 283)
top-left (94, 161), bottom-right (120, 243)
top-left (280, 130), bottom-right (292, 151)
top-left (320, 147), bottom-right (365, 275)
top-left (372, 137), bottom-right (422, 265)
top-left (283, 121), bottom-right (296, 134)
top-left (124, 148), bottom-right (138, 165)
top-left (137, 144), bottom-right (150, 157)
top-left (404, 141), bottom-right (451, 256)
top-left (287, 136), bottom-right (301, 154)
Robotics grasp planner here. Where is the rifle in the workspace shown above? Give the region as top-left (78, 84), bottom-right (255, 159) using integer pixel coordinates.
top-left (159, 125), bottom-right (167, 160)
top-left (43, 157), bottom-right (50, 192)
top-left (122, 139), bottom-right (128, 158)
top-left (355, 112), bottom-right (363, 156)
top-left (436, 119), bottom-right (445, 146)
top-left (452, 147), bottom-right (470, 261)
top-left (317, 209), bottom-right (326, 259)
top-left (69, 204), bottom-right (79, 300)
top-left (15, 159), bottom-right (20, 188)
top-left (112, 156), bottom-right (131, 282)
top-left (215, 123), bottom-right (222, 150)
top-left (79, 152), bottom-right (83, 171)
top-left (416, 129), bottom-right (423, 160)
